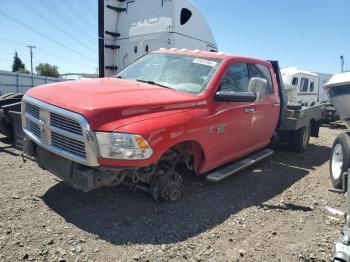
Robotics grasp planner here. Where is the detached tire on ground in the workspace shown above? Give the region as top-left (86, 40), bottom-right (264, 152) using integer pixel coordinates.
top-left (289, 123), bottom-right (311, 153)
top-left (330, 133), bottom-right (350, 190)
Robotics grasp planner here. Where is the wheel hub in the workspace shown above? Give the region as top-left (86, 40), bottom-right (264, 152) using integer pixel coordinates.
top-left (332, 144), bottom-right (344, 180)
top-left (151, 171), bottom-right (183, 202)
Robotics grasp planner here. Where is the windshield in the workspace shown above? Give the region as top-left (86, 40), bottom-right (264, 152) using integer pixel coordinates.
top-left (116, 53), bottom-right (222, 94)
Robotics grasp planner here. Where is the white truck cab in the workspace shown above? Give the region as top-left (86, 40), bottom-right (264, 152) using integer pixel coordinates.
top-left (100, 0), bottom-right (218, 77)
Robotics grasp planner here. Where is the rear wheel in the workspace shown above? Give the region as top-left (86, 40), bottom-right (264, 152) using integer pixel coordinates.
top-left (330, 133), bottom-right (350, 189)
top-left (290, 123), bottom-right (311, 153)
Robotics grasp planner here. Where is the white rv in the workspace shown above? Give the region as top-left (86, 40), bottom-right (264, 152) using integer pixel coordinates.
top-left (281, 67), bottom-right (332, 106)
top-left (100, 0), bottom-right (218, 77)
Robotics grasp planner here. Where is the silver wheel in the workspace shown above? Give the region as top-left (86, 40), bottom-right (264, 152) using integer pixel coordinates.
top-left (332, 144), bottom-right (344, 180)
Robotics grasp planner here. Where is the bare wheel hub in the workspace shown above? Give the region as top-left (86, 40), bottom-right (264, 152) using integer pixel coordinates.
top-left (151, 171), bottom-right (183, 202)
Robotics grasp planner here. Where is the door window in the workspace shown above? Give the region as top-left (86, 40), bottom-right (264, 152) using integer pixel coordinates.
top-left (300, 78), bottom-right (309, 92)
top-left (248, 63), bottom-right (273, 94)
top-left (218, 63), bottom-right (250, 92)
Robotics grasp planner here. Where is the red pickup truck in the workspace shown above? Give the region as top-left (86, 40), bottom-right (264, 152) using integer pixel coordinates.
top-left (21, 50), bottom-right (322, 201)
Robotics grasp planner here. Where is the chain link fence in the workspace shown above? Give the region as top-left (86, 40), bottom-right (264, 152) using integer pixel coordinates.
top-left (0, 70), bottom-right (64, 95)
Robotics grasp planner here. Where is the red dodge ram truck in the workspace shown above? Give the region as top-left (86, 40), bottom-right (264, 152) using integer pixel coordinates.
top-left (21, 50), bottom-right (321, 201)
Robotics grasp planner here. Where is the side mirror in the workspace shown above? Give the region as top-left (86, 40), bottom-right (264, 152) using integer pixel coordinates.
top-left (215, 91), bottom-right (257, 102)
top-left (248, 77), bottom-right (268, 100)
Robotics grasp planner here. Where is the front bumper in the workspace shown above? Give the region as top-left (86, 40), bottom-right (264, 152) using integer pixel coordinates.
top-left (35, 145), bottom-right (126, 192)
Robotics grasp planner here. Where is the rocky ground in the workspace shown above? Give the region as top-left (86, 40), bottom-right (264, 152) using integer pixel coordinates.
top-left (0, 125), bottom-right (348, 262)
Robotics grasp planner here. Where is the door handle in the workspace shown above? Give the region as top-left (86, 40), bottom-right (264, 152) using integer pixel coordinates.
top-left (273, 103), bottom-right (280, 108)
top-left (245, 108), bottom-right (255, 113)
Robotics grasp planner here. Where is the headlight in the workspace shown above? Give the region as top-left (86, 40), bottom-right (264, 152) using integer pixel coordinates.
top-left (96, 132), bottom-right (153, 160)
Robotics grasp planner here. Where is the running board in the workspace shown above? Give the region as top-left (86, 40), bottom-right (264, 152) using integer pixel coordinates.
top-left (206, 149), bottom-right (274, 182)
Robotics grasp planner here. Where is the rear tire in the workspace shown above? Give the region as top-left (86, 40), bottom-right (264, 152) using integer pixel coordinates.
top-left (290, 123), bottom-right (311, 153)
top-left (330, 133), bottom-right (350, 189)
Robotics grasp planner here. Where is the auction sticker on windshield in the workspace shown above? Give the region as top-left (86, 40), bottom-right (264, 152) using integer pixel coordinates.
top-left (193, 58), bottom-right (217, 67)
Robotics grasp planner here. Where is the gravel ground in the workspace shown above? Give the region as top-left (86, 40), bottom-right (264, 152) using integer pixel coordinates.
top-left (0, 125), bottom-right (348, 262)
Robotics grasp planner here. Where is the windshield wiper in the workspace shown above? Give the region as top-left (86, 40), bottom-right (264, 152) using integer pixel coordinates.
top-left (136, 79), bottom-right (172, 89)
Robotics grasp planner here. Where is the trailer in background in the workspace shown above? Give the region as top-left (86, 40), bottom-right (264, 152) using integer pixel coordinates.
top-left (281, 67), bottom-right (340, 123)
top-left (281, 67), bottom-right (332, 107)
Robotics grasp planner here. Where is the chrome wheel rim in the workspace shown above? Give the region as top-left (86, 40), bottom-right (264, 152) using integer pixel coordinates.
top-left (332, 144), bottom-right (344, 180)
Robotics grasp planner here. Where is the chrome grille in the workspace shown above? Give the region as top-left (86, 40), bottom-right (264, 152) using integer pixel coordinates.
top-left (51, 132), bottom-right (86, 158)
top-left (50, 112), bottom-right (83, 135)
top-left (27, 120), bottom-right (41, 139)
top-left (22, 95), bottom-right (99, 166)
top-left (25, 103), bottom-right (40, 119)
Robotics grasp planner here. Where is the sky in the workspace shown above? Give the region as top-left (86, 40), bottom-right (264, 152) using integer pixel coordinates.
top-left (0, 0), bottom-right (349, 75)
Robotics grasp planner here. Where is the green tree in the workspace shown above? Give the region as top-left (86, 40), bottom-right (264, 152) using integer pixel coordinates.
top-left (12, 51), bottom-right (26, 72)
top-left (36, 63), bottom-right (60, 77)
top-left (17, 68), bottom-right (30, 74)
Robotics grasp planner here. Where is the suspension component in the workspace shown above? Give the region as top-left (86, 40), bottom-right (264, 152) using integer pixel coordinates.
top-left (123, 149), bottom-right (184, 202)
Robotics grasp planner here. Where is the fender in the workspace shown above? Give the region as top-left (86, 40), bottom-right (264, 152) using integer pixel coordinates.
top-left (97, 107), bottom-right (209, 170)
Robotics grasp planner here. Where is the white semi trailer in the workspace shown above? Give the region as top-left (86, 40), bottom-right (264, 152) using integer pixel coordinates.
top-left (99, 0), bottom-right (218, 77)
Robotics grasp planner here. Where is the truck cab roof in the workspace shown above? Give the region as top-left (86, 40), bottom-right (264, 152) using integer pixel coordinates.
top-left (153, 49), bottom-right (273, 67)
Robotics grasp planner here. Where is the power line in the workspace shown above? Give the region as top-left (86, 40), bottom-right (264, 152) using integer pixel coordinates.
top-left (15, 0), bottom-right (97, 52)
top-left (0, 51), bottom-right (30, 58)
top-left (0, 57), bottom-right (31, 64)
top-left (0, 10), bottom-right (97, 64)
top-left (61, 0), bottom-right (98, 31)
top-left (82, 0), bottom-right (98, 19)
top-left (0, 58), bottom-right (15, 63)
top-left (86, 0), bottom-right (98, 13)
top-left (37, 0), bottom-right (97, 41)
top-left (0, 37), bottom-right (30, 46)
top-left (0, 37), bottom-right (97, 70)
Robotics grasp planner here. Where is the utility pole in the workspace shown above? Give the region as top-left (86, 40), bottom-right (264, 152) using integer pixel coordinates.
top-left (26, 45), bottom-right (36, 75)
top-left (27, 45), bottom-right (36, 87)
top-left (341, 55), bottom-right (345, 73)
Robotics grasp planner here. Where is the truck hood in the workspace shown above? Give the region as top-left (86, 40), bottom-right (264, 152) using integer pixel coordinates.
top-left (26, 78), bottom-right (199, 130)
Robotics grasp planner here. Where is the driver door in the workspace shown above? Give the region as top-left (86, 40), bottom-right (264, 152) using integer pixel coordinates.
top-left (208, 62), bottom-right (256, 168)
